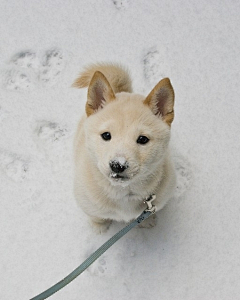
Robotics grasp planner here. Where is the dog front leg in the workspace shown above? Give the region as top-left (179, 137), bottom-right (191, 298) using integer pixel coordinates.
top-left (138, 213), bottom-right (157, 228)
top-left (89, 217), bottom-right (112, 234)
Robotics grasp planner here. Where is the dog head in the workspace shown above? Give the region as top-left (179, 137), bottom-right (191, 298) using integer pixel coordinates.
top-left (83, 71), bottom-right (174, 187)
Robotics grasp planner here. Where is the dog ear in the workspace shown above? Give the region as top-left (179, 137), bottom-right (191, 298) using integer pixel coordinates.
top-left (144, 78), bottom-right (175, 126)
top-left (86, 71), bottom-right (116, 116)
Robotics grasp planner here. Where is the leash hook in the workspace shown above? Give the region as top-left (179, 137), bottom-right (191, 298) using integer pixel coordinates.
top-left (144, 194), bottom-right (156, 213)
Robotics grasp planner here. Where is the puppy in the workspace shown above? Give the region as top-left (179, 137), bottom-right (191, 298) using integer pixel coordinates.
top-left (73, 63), bottom-right (176, 233)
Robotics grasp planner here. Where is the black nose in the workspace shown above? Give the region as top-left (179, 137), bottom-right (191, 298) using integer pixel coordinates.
top-left (109, 161), bottom-right (128, 173)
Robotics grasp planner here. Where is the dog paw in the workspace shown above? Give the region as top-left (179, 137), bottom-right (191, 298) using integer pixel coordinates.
top-left (143, 48), bottom-right (171, 87)
top-left (138, 214), bottom-right (157, 228)
top-left (88, 257), bottom-right (107, 276)
top-left (112, 0), bottom-right (130, 10)
top-left (39, 49), bottom-right (65, 86)
top-left (0, 150), bottom-right (31, 182)
top-left (90, 219), bottom-right (112, 234)
top-left (174, 155), bottom-right (193, 198)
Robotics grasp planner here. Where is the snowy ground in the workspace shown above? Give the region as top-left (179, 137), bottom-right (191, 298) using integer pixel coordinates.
top-left (1, 1), bottom-right (240, 299)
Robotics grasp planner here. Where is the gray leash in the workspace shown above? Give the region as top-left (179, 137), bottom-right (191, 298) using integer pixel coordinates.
top-left (30, 194), bottom-right (156, 300)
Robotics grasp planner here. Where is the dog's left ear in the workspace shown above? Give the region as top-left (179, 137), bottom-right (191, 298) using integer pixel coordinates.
top-left (86, 71), bottom-right (116, 116)
top-left (144, 78), bottom-right (175, 126)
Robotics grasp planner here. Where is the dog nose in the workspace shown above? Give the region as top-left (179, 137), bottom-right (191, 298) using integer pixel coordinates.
top-left (109, 160), bottom-right (128, 174)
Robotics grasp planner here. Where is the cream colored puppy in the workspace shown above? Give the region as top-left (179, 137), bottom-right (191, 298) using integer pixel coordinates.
top-left (73, 64), bottom-right (176, 233)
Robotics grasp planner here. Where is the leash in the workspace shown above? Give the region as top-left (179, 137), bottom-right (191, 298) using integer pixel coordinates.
top-left (30, 194), bottom-right (156, 300)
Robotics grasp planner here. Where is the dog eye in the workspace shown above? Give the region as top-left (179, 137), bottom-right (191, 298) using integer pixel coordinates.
top-left (137, 135), bottom-right (149, 145)
top-left (101, 132), bottom-right (111, 141)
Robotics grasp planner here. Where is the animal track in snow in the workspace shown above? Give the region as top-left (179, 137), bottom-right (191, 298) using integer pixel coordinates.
top-left (4, 51), bottom-right (39, 90)
top-left (0, 106), bottom-right (9, 123)
top-left (39, 49), bottom-right (65, 85)
top-left (88, 257), bottom-right (107, 276)
top-left (0, 150), bottom-right (32, 182)
top-left (143, 48), bottom-right (171, 87)
top-left (173, 155), bottom-right (193, 198)
top-left (11, 51), bottom-right (39, 69)
top-left (4, 49), bottom-right (65, 90)
top-left (112, 0), bottom-right (130, 10)
top-left (0, 149), bottom-right (45, 210)
top-left (5, 69), bottom-right (35, 91)
top-left (35, 120), bottom-right (68, 144)
top-left (33, 120), bottom-right (71, 172)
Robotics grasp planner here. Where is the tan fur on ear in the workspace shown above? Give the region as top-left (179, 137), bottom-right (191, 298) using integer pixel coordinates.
top-left (144, 78), bottom-right (175, 126)
top-left (86, 71), bottom-right (116, 116)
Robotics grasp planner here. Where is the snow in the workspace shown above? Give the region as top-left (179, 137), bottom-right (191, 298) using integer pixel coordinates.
top-left (1, 0), bottom-right (240, 299)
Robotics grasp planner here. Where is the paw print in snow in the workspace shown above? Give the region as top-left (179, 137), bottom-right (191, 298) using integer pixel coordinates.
top-left (88, 257), bottom-right (107, 276)
top-left (0, 106), bottom-right (9, 123)
top-left (33, 120), bottom-right (71, 172)
top-left (39, 49), bottom-right (65, 86)
top-left (35, 120), bottom-right (68, 144)
top-left (11, 51), bottom-right (40, 69)
top-left (173, 155), bottom-right (193, 198)
top-left (143, 48), bottom-right (171, 87)
top-left (0, 150), bottom-right (31, 182)
top-left (4, 51), bottom-right (38, 91)
top-left (4, 49), bottom-right (65, 90)
top-left (5, 69), bottom-right (34, 91)
top-left (112, 0), bottom-right (130, 10)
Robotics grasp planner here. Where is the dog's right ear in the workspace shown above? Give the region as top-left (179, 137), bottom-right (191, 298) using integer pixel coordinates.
top-left (86, 71), bottom-right (116, 117)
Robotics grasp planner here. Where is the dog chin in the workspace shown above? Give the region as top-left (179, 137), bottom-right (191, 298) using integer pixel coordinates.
top-left (108, 172), bottom-right (131, 187)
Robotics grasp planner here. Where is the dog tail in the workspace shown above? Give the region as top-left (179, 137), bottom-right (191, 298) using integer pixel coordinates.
top-left (72, 63), bottom-right (132, 93)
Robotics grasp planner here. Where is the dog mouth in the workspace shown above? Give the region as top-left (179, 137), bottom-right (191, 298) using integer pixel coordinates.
top-left (109, 172), bottom-right (130, 182)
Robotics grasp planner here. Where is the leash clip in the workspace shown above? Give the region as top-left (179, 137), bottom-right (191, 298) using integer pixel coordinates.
top-left (144, 194), bottom-right (156, 213)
